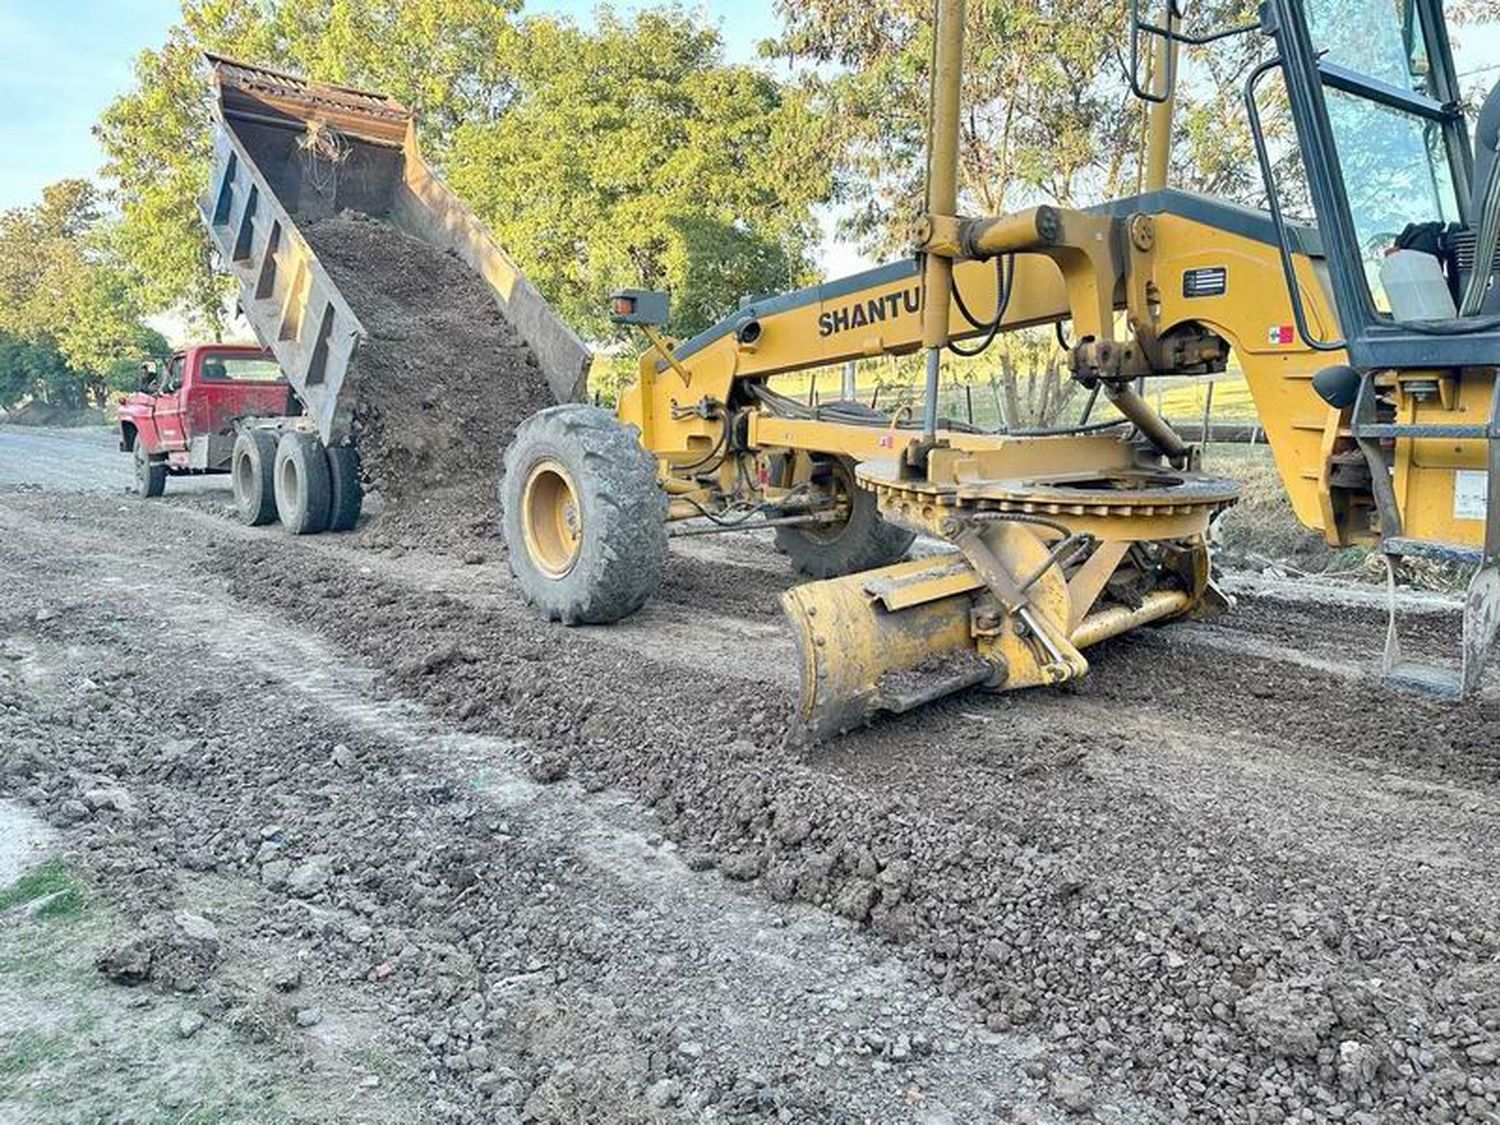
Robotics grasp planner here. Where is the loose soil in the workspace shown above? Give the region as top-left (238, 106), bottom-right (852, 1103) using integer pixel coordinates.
top-left (301, 212), bottom-right (553, 551)
top-left (5, 427), bottom-right (1500, 1122)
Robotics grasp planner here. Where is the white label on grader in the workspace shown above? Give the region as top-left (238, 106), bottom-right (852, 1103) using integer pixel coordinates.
top-left (1454, 470), bottom-right (1489, 521)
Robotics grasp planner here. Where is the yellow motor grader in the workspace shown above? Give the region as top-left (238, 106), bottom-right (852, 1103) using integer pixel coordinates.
top-left (501, 0), bottom-right (1500, 736)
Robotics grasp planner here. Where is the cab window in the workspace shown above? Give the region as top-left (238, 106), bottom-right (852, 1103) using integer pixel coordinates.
top-left (198, 354), bottom-right (285, 383)
top-left (161, 356), bottom-right (185, 394)
top-left (1302, 0), bottom-right (1464, 311)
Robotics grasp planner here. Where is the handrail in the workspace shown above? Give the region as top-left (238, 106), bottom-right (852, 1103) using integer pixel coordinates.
top-left (1243, 55), bottom-right (1347, 353)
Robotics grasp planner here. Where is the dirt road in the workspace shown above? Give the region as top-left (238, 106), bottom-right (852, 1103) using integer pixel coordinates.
top-left (3, 426), bottom-right (1500, 1124)
top-left (0, 423), bottom-right (225, 495)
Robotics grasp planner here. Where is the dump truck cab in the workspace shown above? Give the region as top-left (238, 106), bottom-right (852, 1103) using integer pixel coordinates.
top-left (119, 344), bottom-right (294, 496)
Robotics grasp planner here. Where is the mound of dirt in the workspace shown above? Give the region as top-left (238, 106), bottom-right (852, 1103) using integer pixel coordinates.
top-left (300, 212), bottom-right (554, 547)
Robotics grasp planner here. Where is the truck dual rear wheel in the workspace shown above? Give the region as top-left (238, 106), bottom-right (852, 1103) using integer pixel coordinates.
top-left (501, 405), bottom-right (667, 625)
top-left (774, 456), bottom-right (915, 578)
top-left (273, 431), bottom-right (333, 536)
top-left (231, 430), bottom-right (279, 526)
top-left (133, 442), bottom-right (166, 499)
top-left (324, 444), bottom-right (363, 532)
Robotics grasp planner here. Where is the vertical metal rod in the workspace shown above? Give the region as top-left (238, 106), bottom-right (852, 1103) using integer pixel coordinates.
top-left (920, 0), bottom-right (966, 441)
top-left (807, 370), bottom-right (818, 407)
top-left (1144, 5), bottom-right (1179, 192)
top-left (1199, 378), bottom-right (1216, 444)
top-left (841, 360), bottom-right (858, 400)
top-left (922, 348), bottom-right (942, 435)
top-left (964, 382), bottom-right (974, 426)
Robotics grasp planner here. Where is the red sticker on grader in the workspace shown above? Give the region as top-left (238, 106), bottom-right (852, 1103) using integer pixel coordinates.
top-left (1267, 324), bottom-right (1295, 345)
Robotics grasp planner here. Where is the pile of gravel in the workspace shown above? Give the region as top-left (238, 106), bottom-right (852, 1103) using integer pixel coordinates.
top-left (301, 212), bottom-right (554, 548)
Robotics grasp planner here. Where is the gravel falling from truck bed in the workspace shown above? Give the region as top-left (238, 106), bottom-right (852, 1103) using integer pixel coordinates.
top-left (300, 212), bottom-right (554, 550)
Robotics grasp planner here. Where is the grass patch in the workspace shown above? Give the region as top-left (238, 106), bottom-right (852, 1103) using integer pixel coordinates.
top-left (0, 859), bottom-right (87, 919)
top-left (0, 1029), bottom-right (65, 1084)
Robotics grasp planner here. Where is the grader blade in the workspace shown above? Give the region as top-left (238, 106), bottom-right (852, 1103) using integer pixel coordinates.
top-left (781, 555), bottom-right (996, 739)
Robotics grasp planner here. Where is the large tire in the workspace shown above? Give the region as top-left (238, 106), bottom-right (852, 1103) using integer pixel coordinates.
top-left (501, 405), bottom-right (667, 625)
top-left (273, 431), bottom-right (332, 536)
top-left (231, 429), bottom-right (278, 526)
top-left (324, 444), bottom-right (363, 532)
top-left (774, 456), bottom-right (915, 578)
top-left (133, 441), bottom-right (166, 499)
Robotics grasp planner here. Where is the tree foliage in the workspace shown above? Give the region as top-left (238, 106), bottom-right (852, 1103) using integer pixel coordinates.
top-left (0, 180), bottom-right (166, 409)
top-left (446, 9), bottom-right (832, 339)
top-left (769, 0), bottom-right (1274, 257)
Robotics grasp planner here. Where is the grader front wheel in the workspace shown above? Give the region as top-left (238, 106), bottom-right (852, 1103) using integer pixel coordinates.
top-left (501, 405), bottom-right (668, 625)
top-left (774, 456), bottom-right (915, 578)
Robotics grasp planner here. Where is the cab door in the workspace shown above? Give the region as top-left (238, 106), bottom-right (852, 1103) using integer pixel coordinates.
top-left (152, 355), bottom-right (189, 451)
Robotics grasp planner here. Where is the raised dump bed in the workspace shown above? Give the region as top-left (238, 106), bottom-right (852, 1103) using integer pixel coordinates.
top-left (199, 54), bottom-right (590, 447)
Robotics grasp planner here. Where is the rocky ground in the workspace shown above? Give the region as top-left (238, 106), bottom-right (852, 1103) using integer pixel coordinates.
top-left (3, 427), bottom-right (1500, 1123)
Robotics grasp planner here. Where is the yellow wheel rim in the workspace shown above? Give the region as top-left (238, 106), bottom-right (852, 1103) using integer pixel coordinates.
top-left (521, 459), bottom-right (583, 578)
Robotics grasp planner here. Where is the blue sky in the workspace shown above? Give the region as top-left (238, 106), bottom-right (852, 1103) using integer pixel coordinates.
top-left (0, 0), bottom-right (781, 212)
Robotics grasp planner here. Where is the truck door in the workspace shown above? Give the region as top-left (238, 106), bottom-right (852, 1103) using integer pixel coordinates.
top-left (152, 355), bottom-right (189, 451)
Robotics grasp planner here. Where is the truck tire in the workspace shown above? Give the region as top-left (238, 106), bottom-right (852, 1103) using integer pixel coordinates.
top-left (273, 431), bottom-right (332, 536)
top-left (501, 405), bottom-right (667, 625)
top-left (773, 456), bottom-right (915, 578)
top-left (133, 441), bottom-right (166, 498)
top-left (324, 444), bottom-right (363, 532)
top-left (231, 429), bottom-right (279, 526)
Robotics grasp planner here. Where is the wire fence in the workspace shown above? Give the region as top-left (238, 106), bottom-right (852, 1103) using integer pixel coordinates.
top-left (798, 374), bottom-right (1268, 444)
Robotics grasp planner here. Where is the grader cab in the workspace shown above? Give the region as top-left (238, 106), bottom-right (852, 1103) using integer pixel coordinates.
top-left (500, 0), bottom-right (1500, 736)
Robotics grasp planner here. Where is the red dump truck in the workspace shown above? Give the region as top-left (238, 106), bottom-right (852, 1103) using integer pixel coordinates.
top-left (118, 343), bottom-right (362, 533)
top-left (192, 57), bottom-right (588, 536)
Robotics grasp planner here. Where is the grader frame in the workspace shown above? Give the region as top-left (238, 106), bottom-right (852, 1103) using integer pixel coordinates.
top-left (507, 0), bottom-right (1500, 735)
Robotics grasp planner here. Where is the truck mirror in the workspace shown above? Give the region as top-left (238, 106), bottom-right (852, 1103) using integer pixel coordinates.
top-left (139, 360), bottom-right (159, 390)
top-left (609, 289), bottom-right (670, 328)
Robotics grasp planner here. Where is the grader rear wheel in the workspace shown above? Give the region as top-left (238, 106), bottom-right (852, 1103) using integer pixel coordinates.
top-left (501, 405), bottom-right (668, 625)
top-left (774, 456), bottom-right (915, 579)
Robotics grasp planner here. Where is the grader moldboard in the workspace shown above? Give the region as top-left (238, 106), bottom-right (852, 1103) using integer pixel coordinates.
top-left (504, 0), bottom-right (1500, 738)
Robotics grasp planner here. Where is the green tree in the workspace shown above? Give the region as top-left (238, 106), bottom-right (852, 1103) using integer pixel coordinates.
top-left (0, 180), bottom-right (167, 407)
top-left (97, 2), bottom-right (832, 346)
top-left (0, 334), bottom-right (75, 410)
top-left (445, 9), bottom-right (833, 340)
top-left (769, 0), bottom-right (1268, 257)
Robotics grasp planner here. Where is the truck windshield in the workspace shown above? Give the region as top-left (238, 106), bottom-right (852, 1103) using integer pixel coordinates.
top-left (200, 354), bottom-right (284, 383)
top-left (1302, 0), bottom-right (1463, 310)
